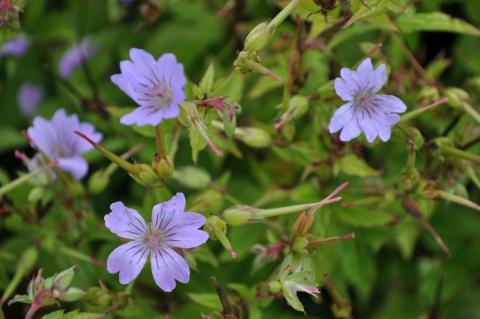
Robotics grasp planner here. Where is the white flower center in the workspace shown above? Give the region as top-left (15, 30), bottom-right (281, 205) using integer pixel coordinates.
top-left (353, 92), bottom-right (372, 109)
top-left (144, 225), bottom-right (163, 249)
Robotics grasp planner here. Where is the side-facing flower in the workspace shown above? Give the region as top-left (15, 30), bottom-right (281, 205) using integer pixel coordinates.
top-left (105, 193), bottom-right (208, 292)
top-left (329, 58), bottom-right (407, 143)
top-left (0, 34), bottom-right (30, 57)
top-left (59, 38), bottom-right (98, 78)
top-left (17, 82), bottom-right (44, 117)
top-left (111, 48), bottom-right (186, 126)
top-left (27, 108), bottom-right (102, 180)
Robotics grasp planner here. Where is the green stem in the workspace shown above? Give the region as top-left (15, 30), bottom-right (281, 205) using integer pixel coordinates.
top-left (155, 125), bottom-right (168, 161)
top-left (440, 145), bottom-right (480, 163)
top-left (254, 200), bottom-right (339, 219)
top-left (308, 233), bottom-right (355, 249)
top-left (268, 0), bottom-right (300, 29)
top-left (0, 163), bottom-right (55, 198)
top-left (400, 97), bottom-right (449, 122)
top-left (462, 102), bottom-right (480, 125)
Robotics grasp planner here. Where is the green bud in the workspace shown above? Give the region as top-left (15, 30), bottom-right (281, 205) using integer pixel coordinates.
top-left (292, 237), bottom-right (309, 253)
top-left (444, 87), bottom-right (469, 109)
top-left (396, 124), bottom-right (424, 150)
top-left (28, 186), bottom-right (45, 202)
top-left (59, 287), bottom-right (85, 302)
top-left (131, 164), bottom-right (163, 187)
top-left (172, 166), bottom-right (211, 190)
top-left (205, 216), bottom-right (236, 258)
top-left (88, 170), bottom-right (110, 194)
top-left (235, 127), bottom-right (272, 148)
top-left (222, 205), bottom-right (257, 225)
top-left (244, 22), bottom-right (273, 52)
top-left (54, 266), bottom-right (76, 290)
top-left (292, 211), bottom-right (314, 236)
top-left (152, 157), bottom-right (174, 179)
top-left (268, 281), bottom-right (282, 293)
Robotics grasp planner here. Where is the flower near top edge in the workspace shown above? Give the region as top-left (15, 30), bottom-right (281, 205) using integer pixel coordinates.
top-left (0, 34), bottom-right (30, 57)
top-left (27, 109), bottom-right (102, 180)
top-left (111, 48), bottom-right (186, 126)
top-left (104, 193), bottom-right (209, 292)
top-left (328, 58), bottom-right (407, 143)
top-left (59, 38), bottom-right (98, 78)
top-left (17, 82), bottom-right (44, 117)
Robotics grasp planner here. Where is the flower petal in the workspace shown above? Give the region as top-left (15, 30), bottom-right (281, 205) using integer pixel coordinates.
top-left (151, 247), bottom-right (190, 292)
top-left (334, 78), bottom-right (355, 101)
top-left (372, 94), bottom-right (407, 113)
top-left (57, 157), bottom-right (88, 180)
top-left (358, 111), bottom-right (378, 143)
top-left (120, 106), bottom-right (164, 126)
top-left (164, 229), bottom-right (209, 249)
top-left (104, 202), bottom-right (147, 239)
top-left (151, 193), bottom-right (186, 232)
top-left (107, 241), bottom-right (148, 285)
top-left (339, 119), bottom-right (362, 142)
top-left (328, 102), bottom-right (354, 133)
top-left (371, 64), bottom-right (387, 92)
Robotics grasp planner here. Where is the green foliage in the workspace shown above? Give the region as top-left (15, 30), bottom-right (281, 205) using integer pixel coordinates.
top-left (1, 0), bottom-right (480, 318)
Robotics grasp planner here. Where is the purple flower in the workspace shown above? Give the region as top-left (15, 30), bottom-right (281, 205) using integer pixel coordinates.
top-left (59, 39), bottom-right (98, 78)
top-left (111, 48), bottom-right (186, 126)
top-left (329, 58), bottom-right (407, 143)
top-left (0, 35), bottom-right (30, 57)
top-left (27, 109), bottom-right (102, 180)
top-left (105, 193), bottom-right (208, 292)
top-left (17, 82), bottom-right (44, 117)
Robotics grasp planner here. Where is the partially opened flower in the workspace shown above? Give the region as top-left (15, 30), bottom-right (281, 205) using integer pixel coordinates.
top-left (0, 34), bottom-right (30, 57)
top-left (59, 39), bottom-right (98, 78)
top-left (105, 193), bottom-right (208, 292)
top-left (27, 109), bottom-right (102, 180)
top-left (17, 82), bottom-right (44, 117)
top-left (111, 48), bottom-right (186, 126)
top-left (328, 58), bottom-right (407, 143)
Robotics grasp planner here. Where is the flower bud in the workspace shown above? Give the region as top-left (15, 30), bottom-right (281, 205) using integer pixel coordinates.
top-left (131, 163), bottom-right (163, 187)
top-left (235, 127), bottom-right (272, 149)
top-left (59, 287), bottom-right (85, 302)
top-left (54, 266), bottom-right (76, 290)
top-left (244, 22), bottom-right (273, 52)
top-left (172, 166), bottom-right (211, 190)
top-left (444, 87), bottom-right (469, 109)
top-left (292, 237), bottom-right (309, 254)
top-left (222, 205), bottom-right (257, 225)
top-left (268, 281), bottom-right (282, 293)
top-left (205, 216), bottom-right (236, 258)
top-left (151, 157), bottom-right (174, 179)
top-left (88, 170), bottom-right (110, 194)
top-left (292, 211), bottom-right (314, 236)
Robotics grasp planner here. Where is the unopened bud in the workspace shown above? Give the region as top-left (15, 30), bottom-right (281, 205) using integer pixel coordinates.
top-left (444, 87), bottom-right (469, 109)
top-left (268, 281), bottom-right (282, 293)
top-left (222, 205), bottom-right (257, 225)
top-left (152, 157), bottom-right (174, 179)
top-left (59, 287), bottom-right (85, 302)
top-left (172, 166), bottom-right (211, 190)
top-left (54, 266), bottom-right (76, 290)
top-left (236, 127), bottom-right (272, 148)
top-left (292, 237), bottom-right (309, 253)
top-left (244, 22), bottom-right (273, 52)
top-left (205, 216), bottom-right (236, 258)
top-left (293, 211), bottom-right (314, 236)
top-left (88, 170), bottom-right (110, 194)
top-left (132, 164), bottom-right (163, 187)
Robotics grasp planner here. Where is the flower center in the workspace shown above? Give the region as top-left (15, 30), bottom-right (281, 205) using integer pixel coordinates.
top-left (152, 83), bottom-right (173, 107)
top-left (353, 92), bottom-right (372, 108)
top-left (144, 225), bottom-right (163, 249)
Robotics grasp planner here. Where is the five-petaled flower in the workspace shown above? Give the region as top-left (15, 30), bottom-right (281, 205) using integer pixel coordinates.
top-left (27, 109), bottom-right (102, 180)
top-left (105, 193), bottom-right (208, 292)
top-left (59, 38), bottom-right (98, 78)
top-left (329, 58), bottom-right (407, 143)
top-left (111, 48), bottom-right (186, 126)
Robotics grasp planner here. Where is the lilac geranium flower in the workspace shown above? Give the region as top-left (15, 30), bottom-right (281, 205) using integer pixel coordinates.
top-left (27, 109), bottom-right (102, 180)
top-left (105, 193), bottom-right (208, 292)
top-left (17, 82), bottom-right (44, 117)
top-left (0, 35), bottom-right (30, 57)
top-left (59, 39), bottom-right (98, 78)
top-left (328, 58), bottom-right (407, 143)
top-left (111, 48), bottom-right (186, 126)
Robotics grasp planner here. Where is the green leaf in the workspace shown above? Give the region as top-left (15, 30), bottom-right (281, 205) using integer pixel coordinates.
top-left (337, 155), bottom-right (380, 177)
top-left (397, 12), bottom-right (480, 36)
top-left (195, 62), bottom-right (215, 98)
top-left (0, 127), bottom-right (26, 152)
